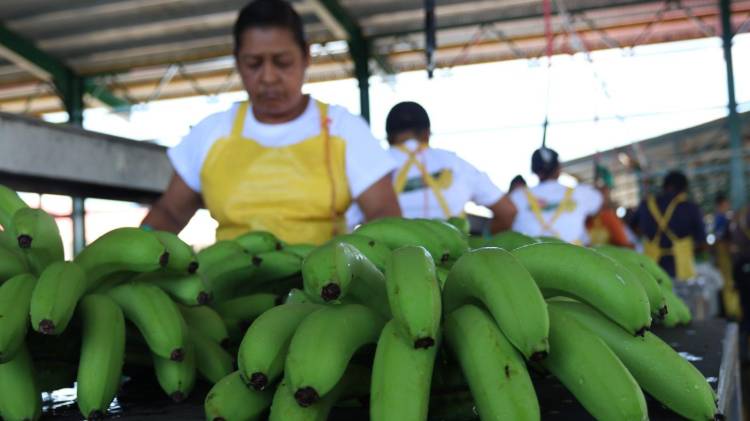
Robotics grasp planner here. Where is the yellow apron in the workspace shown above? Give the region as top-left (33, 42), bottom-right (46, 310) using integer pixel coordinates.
top-left (524, 187), bottom-right (575, 240)
top-left (588, 214), bottom-right (610, 246)
top-left (643, 193), bottom-right (695, 281)
top-left (393, 143), bottom-right (453, 218)
top-left (717, 240), bottom-right (742, 319)
top-left (200, 100), bottom-right (349, 245)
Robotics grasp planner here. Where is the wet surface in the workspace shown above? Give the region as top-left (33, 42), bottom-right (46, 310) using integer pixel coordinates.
top-left (40, 320), bottom-right (729, 420)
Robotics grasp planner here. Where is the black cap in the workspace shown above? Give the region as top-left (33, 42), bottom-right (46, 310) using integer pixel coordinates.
top-left (385, 101), bottom-right (431, 141)
top-left (531, 147), bottom-right (560, 176)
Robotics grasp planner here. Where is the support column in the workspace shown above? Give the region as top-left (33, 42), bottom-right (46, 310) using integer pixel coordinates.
top-left (350, 40), bottom-right (371, 123)
top-left (62, 76), bottom-right (86, 254)
top-left (72, 197), bottom-right (86, 255)
top-left (720, 0), bottom-right (746, 209)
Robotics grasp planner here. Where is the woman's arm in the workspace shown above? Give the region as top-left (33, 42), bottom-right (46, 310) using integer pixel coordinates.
top-left (488, 195), bottom-right (518, 233)
top-left (356, 174), bottom-right (402, 222)
top-left (142, 172), bottom-right (203, 233)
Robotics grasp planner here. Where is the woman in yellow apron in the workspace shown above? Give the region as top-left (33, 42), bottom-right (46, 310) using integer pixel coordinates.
top-left (142, 0), bottom-right (400, 245)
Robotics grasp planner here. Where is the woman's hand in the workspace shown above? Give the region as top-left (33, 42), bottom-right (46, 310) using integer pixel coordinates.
top-left (357, 175), bottom-right (402, 222)
top-left (141, 172), bottom-right (203, 233)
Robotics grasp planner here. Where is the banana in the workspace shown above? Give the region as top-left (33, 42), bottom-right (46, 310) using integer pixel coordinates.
top-left (660, 283), bottom-right (692, 326)
top-left (385, 246), bottom-right (441, 349)
top-left (467, 235), bottom-right (487, 249)
top-left (443, 248), bottom-right (549, 360)
top-left (512, 242), bottom-right (652, 335)
top-left (204, 371), bottom-right (273, 421)
top-left (285, 304), bottom-right (385, 406)
top-left (0, 344), bottom-right (40, 421)
top-left (355, 217), bottom-right (449, 263)
top-left (248, 250), bottom-right (303, 286)
top-left (535, 235), bottom-right (565, 243)
top-left (12, 207), bottom-right (63, 275)
top-left (595, 245), bottom-right (668, 318)
top-left (549, 300), bottom-right (717, 420)
top-left (414, 219), bottom-right (469, 263)
top-left (29, 261), bottom-right (86, 335)
top-left (179, 304), bottom-right (230, 348)
top-left (133, 271), bottom-right (211, 306)
top-left (285, 288), bottom-right (312, 304)
top-left (435, 266), bottom-right (449, 289)
top-left (623, 248), bottom-right (675, 290)
top-left (301, 242), bottom-right (390, 318)
top-left (542, 303), bottom-right (648, 421)
top-left (329, 233), bottom-right (392, 271)
top-left (197, 240), bottom-right (247, 269)
top-left (0, 242), bottom-right (30, 282)
top-left (283, 243), bottom-right (317, 260)
top-left (485, 230), bottom-right (538, 250)
top-left (200, 252), bottom-right (257, 302)
top-left (235, 230), bottom-right (283, 254)
top-left (446, 216), bottom-right (470, 236)
top-left (370, 319), bottom-right (438, 421)
top-left (105, 282), bottom-right (188, 361)
top-left (213, 293), bottom-right (278, 344)
top-left (191, 329), bottom-right (233, 384)
top-left (238, 303), bottom-right (322, 391)
top-left (75, 227), bottom-right (168, 291)
top-left (76, 294), bottom-right (125, 421)
top-left (443, 305), bottom-right (539, 421)
top-left (0, 185), bottom-right (28, 230)
top-left (270, 365), bottom-right (370, 421)
top-left (154, 230), bottom-right (198, 274)
top-left (153, 339), bottom-right (197, 402)
top-left (0, 273), bottom-right (36, 362)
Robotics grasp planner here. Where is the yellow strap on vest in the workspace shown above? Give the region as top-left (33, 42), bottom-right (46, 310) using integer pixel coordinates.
top-left (317, 101), bottom-right (342, 236)
top-left (525, 187), bottom-right (574, 238)
top-left (644, 193), bottom-right (695, 280)
top-left (393, 144), bottom-right (452, 218)
top-left (646, 193), bottom-right (687, 243)
top-left (231, 101), bottom-right (249, 137)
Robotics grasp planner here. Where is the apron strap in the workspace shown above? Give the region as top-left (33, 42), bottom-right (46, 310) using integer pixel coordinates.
top-left (525, 187), bottom-right (574, 238)
top-left (646, 193), bottom-right (687, 243)
top-left (231, 102), bottom-right (250, 138)
top-left (393, 144), bottom-right (452, 218)
top-left (315, 100), bottom-right (341, 236)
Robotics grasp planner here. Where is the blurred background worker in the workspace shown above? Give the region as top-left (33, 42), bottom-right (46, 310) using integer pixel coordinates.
top-left (731, 206), bottom-right (750, 361)
top-left (586, 164), bottom-right (633, 248)
top-left (496, 147), bottom-right (603, 244)
top-left (633, 170), bottom-right (706, 281)
top-left (348, 101), bottom-right (507, 232)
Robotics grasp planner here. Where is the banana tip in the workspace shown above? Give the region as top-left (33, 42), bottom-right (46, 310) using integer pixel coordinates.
top-left (213, 418), bottom-right (226, 421)
top-left (17, 234), bottom-right (32, 249)
top-left (197, 291), bottom-right (212, 305)
top-left (414, 337), bottom-right (436, 349)
top-left (658, 305), bottom-right (669, 319)
top-left (187, 261), bottom-right (199, 273)
top-left (714, 413), bottom-right (725, 421)
top-left (249, 372), bottom-right (269, 390)
top-left (88, 410), bottom-right (105, 421)
top-left (252, 256), bottom-right (263, 266)
top-left (321, 283), bottom-right (341, 301)
top-left (170, 348), bottom-right (185, 362)
top-left (275, 242), bottom-right (283, 250)
top-left (220, 338), bottom-right (231, 350)
top-left (39, 319), bottom-right (55, 335)
top-left (294, 387), bottom-right (319, 407)
top-left (635, 326), bottom-right (649, 337)
top-left (530, 351), bottom-right (548, 362)
top-left (170, 391), bottom-right (186, 402)
top-left (159, 252), bottom-right (170, 267)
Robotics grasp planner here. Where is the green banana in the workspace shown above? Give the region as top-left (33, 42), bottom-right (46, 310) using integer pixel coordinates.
top-left (370, 319), bottom-right (438, 421)
top-left (414, 218), bottom-right (469, 263)
top-left (204, 371), bottom-right (273, 421)
top-left (385, 245), bottom-right (441, 349)
top-left (443, 305), bottom-right (540, 421)
top-left (75, 227), bottom-right (168, 291)
top-left (467, 235), bottom-right (487, 249)
top-left (435, 266), bottom-right (449, 289)
top-left (76, 294), bottom-right (125, 421)
top-left (329, 233), bottom-right (392, 271)
top-left (248, 250), bottom-right (303, 286)
top-left (270, 365), bottom-right (370, 421)
top-left (0, 273), bottom-right (36, 362)
top-left (512, 242), bottom-right (652, 335)
top-left (235, 230), bottom-right (283, 254)
top-left (0, 344), bottom-right (40, 421)
top-left (301, 242), bottom-right (390, 318)
top-left (355, 217), bottom-right (449, 263)
top-left (285, 288), bottom-right (312, 304)
top-left (673, 290), bottom-right (693, 324)
top-left (133, 271), bottom-right (211, 306)
top-left (660, 283), bottom-right (692, 326)
top-left (238, 303), bottom-right (322, 391)
top-left (625, 249), bottom-right (675, 290)
top-left (12, 207), bottom-right (64, 275)
top-left (285, 304), bottom-right (385, 406)
top-left (595, 245), bottom-right (668, 318)
top-left (0, 184), bottom-right (28, 230)
top-left (153, 339), bottom-right (196, 402)
top-left (197, 240), bottom-right (247, 270)
top-left (0, 242), bottom-right (29, 282)
top-left (542, 304), bottom-right (647, 421)
top-left (535, 235), bottom-right (566, 243)
top-left (200, 252), bottom-right (257, 301)
top-left (29, 261), bottom-right (87, 335)
top-left (105, 282), bottom-right (188, 361)
top-left (446, 216), bottom-right (470, 236)
top-left (549, 300), bottom-right (717, 421)
top-left (179, 304), bottom-right (231, 348)
top-left (213, 293), bottom-right (278, 344)
top-left (154, 230), bottom-right (198, 274)
top-left (283, 243), bottom-right (317, 260)
top-left (191, 329), bottom-right (233, 384)
top-left (485, 230), bottom-right (538, 250)
top-left (443, 247), bottom-right (549, 360)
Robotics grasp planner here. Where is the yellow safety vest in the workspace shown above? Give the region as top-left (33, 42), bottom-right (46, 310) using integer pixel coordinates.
top-left (393, 143), bottom-right (453, 218)
top-left (524, 187), bottom-right (575, 241)
top-left (200, 100), bottom-right (349, 245)
top-left (643, 193), bottom-right (695, 281)
top-left (588, 214), bottom-right (610, 246)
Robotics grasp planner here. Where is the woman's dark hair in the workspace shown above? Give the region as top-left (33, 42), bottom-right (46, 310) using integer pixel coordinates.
top-left (234, 0), bottom-right (307, 54)
top-left (385, 101), bottom-right (431, 145)
top-left (662, 170), bottom-right (688, 193)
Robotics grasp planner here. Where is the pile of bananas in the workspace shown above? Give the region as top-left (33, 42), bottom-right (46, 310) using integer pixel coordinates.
top-left (0, 182), bottom-right (719, 421)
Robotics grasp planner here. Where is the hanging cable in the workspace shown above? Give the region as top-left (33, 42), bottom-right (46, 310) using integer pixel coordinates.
top-left (541, 0), bottom-right (554, 148)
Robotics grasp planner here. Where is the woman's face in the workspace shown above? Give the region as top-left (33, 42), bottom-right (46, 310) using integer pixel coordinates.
top-left (235, 27), bottom-right (309, 121)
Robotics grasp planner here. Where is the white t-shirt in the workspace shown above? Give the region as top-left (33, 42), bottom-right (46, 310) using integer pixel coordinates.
top-left (347, 140), bottom-right (502, 225)
top-left (509, 180), bottom-right (603, 244)
top-left (168, 98), bottom-right (397, 200)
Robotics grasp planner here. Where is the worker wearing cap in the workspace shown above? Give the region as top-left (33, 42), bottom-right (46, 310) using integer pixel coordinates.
top-left (348, 101), bottom-right (506, 231)
top-left (498, 147), bottom-right (603, 244)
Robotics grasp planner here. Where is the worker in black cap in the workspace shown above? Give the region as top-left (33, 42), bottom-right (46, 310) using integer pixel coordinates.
top-left (347, 101), bottom-right (507, 232)
top-left (497, 146), bottom-right (603, 244)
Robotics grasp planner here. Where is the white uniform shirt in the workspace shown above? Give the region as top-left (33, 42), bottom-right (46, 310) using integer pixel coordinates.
top-left (168, 98), bottom-right (397, 199)
top-left (347, 139), bottom-right (502, 226)
top-left (509, 180), bottom-right (603, 244)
